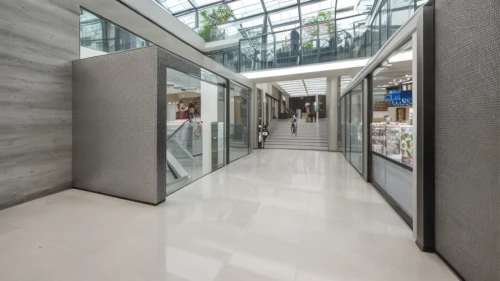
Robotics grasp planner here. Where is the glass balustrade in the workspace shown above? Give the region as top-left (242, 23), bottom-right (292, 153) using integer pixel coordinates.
top-left (203, 0), bottom-right (426, 72)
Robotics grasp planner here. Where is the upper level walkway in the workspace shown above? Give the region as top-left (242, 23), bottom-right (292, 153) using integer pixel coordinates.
top-left (0, 150), bottom-right (457, 281)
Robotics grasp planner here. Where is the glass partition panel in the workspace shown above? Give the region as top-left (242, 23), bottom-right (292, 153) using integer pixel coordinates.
top-left (340, 95), bottom-right (346, 154)
top-left (370, 38), bottom-right (414, 217)
top-left (346, 93), bottom-right (351, 162)
top-left (371, 13), bottom-right (380, 54)
top-left (380, 0), bottom-right (389, 46)
top-left (350, 83), bottom-right (363, 173)
top-left (166, 65), bottom-right (227, 195)
top-left (230, 83), bottom-right (250, 162)
top-left (79, 9), bottom-right (151, 58)
top-left (389, 0), bottom-right (414, 37)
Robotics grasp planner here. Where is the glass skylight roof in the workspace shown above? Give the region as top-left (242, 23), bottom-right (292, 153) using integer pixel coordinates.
top-left (264, 0), bottom-right (298, 12)
top-left (159, 0), bottom-right (193, 14)
top-left (269, 7), bottom-right (300, 26)
top-left (178, 12), bottom-right (197, 28)
top-left (227, 0), bottom-right (264, 19)
top-left (154, 0), bottom-right (374, 43)
top-left (278, 78), bottom-right (327, 97)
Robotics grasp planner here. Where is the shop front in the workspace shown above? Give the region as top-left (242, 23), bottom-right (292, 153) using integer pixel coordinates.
top-left (338, 1), bottom-right (435, 252)
top-left (73, 45), bottom-right (253, 204)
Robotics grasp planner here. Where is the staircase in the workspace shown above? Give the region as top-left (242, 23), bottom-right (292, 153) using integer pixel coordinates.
top-left (264, 118), bottom-right (328, 151)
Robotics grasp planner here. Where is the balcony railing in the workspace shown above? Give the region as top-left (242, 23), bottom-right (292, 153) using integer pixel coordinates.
top-left (205, 0), bottom-right (424, 73)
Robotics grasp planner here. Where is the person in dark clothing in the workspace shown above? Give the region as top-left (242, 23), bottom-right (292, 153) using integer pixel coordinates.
top-left (291, 115), bottom-right (298, 136)
top-left (290, 29), bottom-right (300, 57)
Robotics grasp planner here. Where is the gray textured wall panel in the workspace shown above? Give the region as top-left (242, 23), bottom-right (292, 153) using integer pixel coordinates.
top-left (435, 0), bottom-right (500, 280)
top-left (0, 0), bottom-right (79, 209)
top-left (73, 47), bottom-right (162, 204)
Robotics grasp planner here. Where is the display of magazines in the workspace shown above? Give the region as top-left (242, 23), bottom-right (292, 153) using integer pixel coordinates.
top-left (386, 125), bottom-right (401, 156)
top-left (371, 123), bottom-right (386, 155)
top-left (400, 126), bottom-right (414, 166)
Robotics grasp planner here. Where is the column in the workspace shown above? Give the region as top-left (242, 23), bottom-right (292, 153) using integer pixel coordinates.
top-left (326, 76), bottom-right (339, 151)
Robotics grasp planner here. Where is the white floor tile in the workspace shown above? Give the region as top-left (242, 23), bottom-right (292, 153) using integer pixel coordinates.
top-left (0, 150), bottom-right (458, 281)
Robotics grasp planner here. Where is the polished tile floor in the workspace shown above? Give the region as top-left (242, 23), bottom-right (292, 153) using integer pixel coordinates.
top-left (0, 150), bottom-right (458, 281)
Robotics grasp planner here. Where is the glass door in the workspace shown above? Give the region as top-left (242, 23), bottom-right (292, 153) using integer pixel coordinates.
top-left (166, 66), bottom-right (227, 195)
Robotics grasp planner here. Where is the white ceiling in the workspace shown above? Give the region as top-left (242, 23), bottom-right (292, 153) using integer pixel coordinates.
top-left (278, 77), bottom-right (326, 97)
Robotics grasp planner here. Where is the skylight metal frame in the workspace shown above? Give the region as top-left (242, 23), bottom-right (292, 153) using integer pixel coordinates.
top-left (156, 0), bottom-right (372, 43)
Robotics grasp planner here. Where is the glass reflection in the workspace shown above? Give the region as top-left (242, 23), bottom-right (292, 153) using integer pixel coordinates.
top-left (229, 83), bottom-right (251, 162)
top-left (166, 66), bottom-right (226, 195)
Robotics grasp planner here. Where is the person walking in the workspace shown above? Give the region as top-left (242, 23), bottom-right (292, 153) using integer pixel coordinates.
top-left (291, 115), bottom-right (298, 136)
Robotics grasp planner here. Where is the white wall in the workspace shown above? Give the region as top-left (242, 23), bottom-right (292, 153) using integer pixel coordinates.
top-left (201, 81), bottom-right (219, 174)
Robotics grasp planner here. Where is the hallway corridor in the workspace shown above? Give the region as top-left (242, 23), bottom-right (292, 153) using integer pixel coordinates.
top-left (0, 150), bottom-right (457, 281)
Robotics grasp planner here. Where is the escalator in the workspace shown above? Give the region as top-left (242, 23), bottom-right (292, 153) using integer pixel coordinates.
top-left (166, 120), bottom-right (203, 194)
top-left (166, 120), bottom-right (191, 186)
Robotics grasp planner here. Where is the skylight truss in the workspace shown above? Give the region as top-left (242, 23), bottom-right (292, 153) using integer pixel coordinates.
top-left (154, 0), bottom-right (374, 42)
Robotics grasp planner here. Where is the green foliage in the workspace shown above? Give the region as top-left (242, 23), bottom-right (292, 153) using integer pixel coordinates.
top-left (304, 11), bottom-right (335, 38)
top-left (197, 24), bottom-right (212, 41)
top-left (303, 40), bottom-right (313, 49)
top-left (197, 6), bottom-right (232, 41)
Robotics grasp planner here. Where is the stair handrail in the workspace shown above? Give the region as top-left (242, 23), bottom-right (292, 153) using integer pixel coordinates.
top-left (167, 120), bottom-right (190, 141)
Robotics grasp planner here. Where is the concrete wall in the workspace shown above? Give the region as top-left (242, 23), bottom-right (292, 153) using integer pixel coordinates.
top-left (434, 0), bottom-right (500, 280)
top-left (73, 47), bottom-right (165, 204)
top-left (0, 0), bottom-right (79, 209)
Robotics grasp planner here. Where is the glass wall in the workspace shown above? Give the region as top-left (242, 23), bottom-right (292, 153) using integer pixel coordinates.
top-left (340, 82), bottom-right (363, 173)
top-left (339, 94), bottom-right (345, 153)
top-left (230, 82), bottom-right (250, 162)
top-left (345, 94), bottom-right (351, 163)
top-left (349, 83), bottom-right (363, 173)
top-left (166, 66), bottom-right (227, 195)
top-left (201, 0), bottom-right (424, 72)
top-left (79, 9), bottom-right (152, 58)
top-left (371, 39), bottom-right (414, 219)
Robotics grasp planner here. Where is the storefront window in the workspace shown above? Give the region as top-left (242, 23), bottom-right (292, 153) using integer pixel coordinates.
top-left (371, 38), bottom-right (414, 217)
top-left (350, 83), bottom-right (363, 173)
top-left (345, 94), bottom-right (351, 162)
top-left (166, 66), bottom-right (227, 195)
top-left (230, 82), bottom-right (250, 162)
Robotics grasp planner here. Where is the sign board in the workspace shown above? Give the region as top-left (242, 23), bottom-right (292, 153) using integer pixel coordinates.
top-left (385, 89), bottom-right (412, 106)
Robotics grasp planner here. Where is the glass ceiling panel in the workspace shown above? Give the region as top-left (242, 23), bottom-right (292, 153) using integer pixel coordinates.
top-left (160, 0), bottom-right (193, 13)
top-left (305, 77), bottom-right (327, 94)
top-left (278, 80), bottom-right (307, 96)
top-left (336, 0), bottom-right (357, 10)
top-left (178, 12), bottom-right (197, 28)
top-left (272, 22), bottom-right (300, 33)
top-left (264, 0), bottom-right (298, 12)
top-left (191, 0), bottom-right (220, 7)
top-left (301, 0), bottom-right (335, 23)
top-left (269, 7), bottom-right (300, 26)
top-left (238, 16), bottom-right (265, 29)
top-left (227, 0), bottom-right (264, 19)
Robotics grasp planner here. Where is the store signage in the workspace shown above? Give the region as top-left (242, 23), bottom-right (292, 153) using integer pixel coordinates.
top-left (373, 101), bottom-right (392, 111)
top-left (385, 89), bottom-right (412, 106)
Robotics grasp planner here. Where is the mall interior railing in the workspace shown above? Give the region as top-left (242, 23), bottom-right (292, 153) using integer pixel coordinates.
top-left (206, 0), bottom-right (424, 73)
